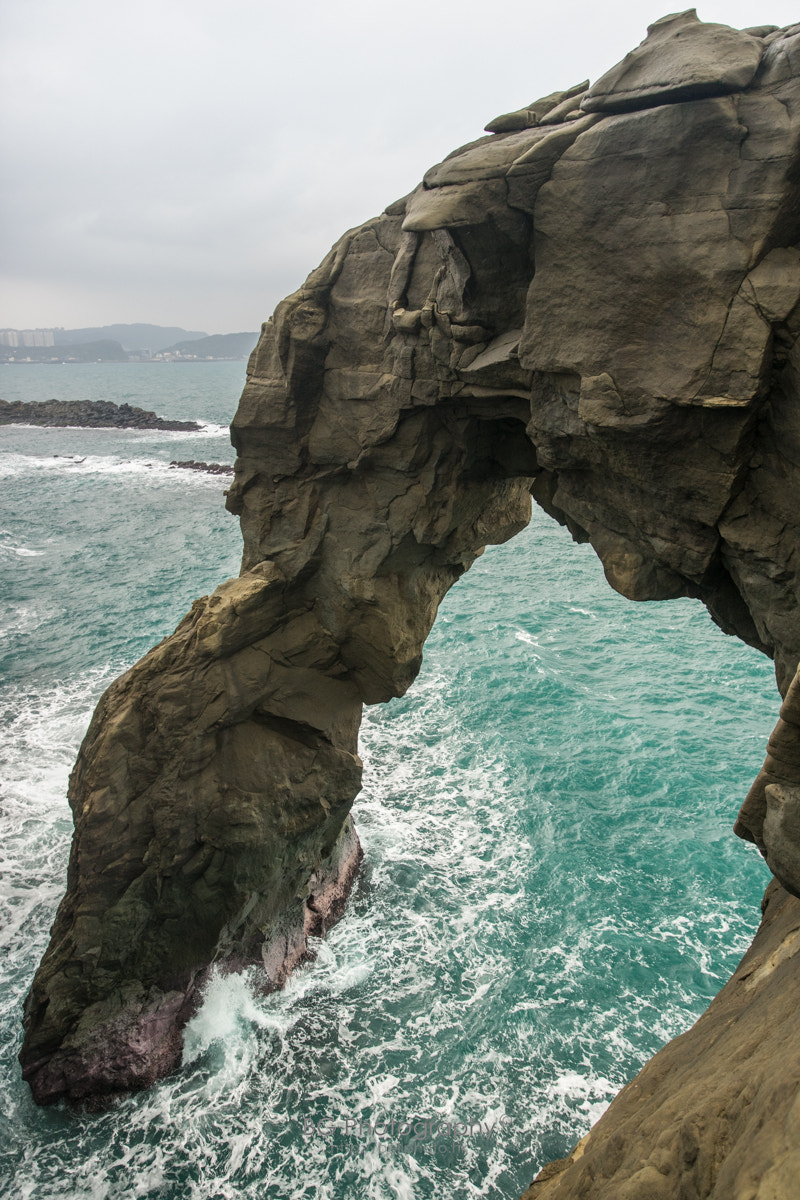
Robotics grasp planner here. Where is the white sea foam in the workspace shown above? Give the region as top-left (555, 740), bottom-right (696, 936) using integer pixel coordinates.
top-left (0, 669), bottom-right (119, 957)
top-left (552, 1072), bottom-right (614, 1125)
top-left (0, 452), bottom-right (230, 483)
top-left (0, 531), bottom-right (46, 561)
top-left (181, 966), bottom-right (311, 1074)
top-left (108, 421), bottom-right (230, 441)
top-left (0, 419), bottom-right (227, 437)
top-left (515, 630), bottom-right (539, 646)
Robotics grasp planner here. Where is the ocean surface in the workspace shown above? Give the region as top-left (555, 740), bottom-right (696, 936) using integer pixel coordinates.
top-left (0, 362), bottom-right (777, 1199)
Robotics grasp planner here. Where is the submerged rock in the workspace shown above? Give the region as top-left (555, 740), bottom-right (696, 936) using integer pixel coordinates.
top-left (0, 398), bottom-right (201, 431)
top-left (18, 12), bottom-right (800, 1196)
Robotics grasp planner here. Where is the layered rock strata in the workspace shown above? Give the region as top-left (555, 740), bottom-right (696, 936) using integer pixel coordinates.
top-left (18, 10), bottom-right (800, 1194)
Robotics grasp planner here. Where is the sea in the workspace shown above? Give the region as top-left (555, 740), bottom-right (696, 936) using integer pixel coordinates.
top-left (0, 362), bottom-right (778, 1199)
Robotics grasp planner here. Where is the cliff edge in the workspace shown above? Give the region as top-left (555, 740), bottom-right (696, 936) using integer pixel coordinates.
top-left (19, 10), bottom-right (800, 1195)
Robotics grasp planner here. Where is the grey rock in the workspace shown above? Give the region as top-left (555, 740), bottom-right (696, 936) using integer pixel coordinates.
top-left (505, 114), bottom-right (601, 213)
top-left (423, 128), bottom-right (546, 186)
top-left (537, 88), bottom-right (590, 125)
top-left (484, 81), bottom-right (589, 133)
top-left (736, 669), bottom-right (800, 898)
top-left (764, 785), bottom-right (800, 893)
top-left (402, 179), bottom-right (509, 231)
top-left (457, 330), bottom-right (530, 391)
top-left (581, 9), bottom-right (763, 113)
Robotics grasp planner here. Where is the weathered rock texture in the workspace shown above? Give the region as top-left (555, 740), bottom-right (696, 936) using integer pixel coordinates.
top-left (18, 9), bottom-right (800, 1195)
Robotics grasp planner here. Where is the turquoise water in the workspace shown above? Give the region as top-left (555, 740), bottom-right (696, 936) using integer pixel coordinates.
top-left (0, 363), bottom-right (776, 1198)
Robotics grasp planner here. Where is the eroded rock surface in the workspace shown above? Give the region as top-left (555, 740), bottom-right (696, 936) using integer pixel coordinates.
top-left (19, 11), bottom-right (800, 1194)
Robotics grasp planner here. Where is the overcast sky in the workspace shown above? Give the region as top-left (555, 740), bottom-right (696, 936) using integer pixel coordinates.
top-left (2, 1), bottom-right (797, 334)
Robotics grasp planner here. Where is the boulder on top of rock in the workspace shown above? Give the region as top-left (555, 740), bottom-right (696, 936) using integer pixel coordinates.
top-left (484, 81), bottom-right (589, 133)
top-left (402, 179), bottom-right (508, 232)
top-left (580, 9), bottom-right (763, 113)
top-left (423, 127), bottom-right (546, 187)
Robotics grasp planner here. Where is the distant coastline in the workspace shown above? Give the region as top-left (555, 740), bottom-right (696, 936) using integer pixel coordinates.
top-left (0, 324), bottom-right (258, 364)
top-left (1, 357), bottom-right (252, 365)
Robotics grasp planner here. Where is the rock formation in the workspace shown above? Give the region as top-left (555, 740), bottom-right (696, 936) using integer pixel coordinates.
top-left (0, 398), bottom-right (201, 430)
top-left (169, 460), bottom-right (234, 475)
top-left (18, 9), bottom-right (800, 1196)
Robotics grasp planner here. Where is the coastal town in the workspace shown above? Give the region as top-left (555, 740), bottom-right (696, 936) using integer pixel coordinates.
top-left (0, 324), bottom-right (258, 363)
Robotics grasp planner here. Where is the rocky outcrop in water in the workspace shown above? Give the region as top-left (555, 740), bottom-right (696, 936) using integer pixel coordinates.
top-left (0, 398), bottom-right (201, 430)
top-left (18, 11), bottom-right (800, 1196)
top-left (169, 459), bottom-right (234, 475)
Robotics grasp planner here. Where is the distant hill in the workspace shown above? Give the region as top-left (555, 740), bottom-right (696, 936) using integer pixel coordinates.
top-left (162, 332), bottom-right (259, 359)
top-left (1, 326), bottom-right (258, 362)
top-left (52, 324), bottom-right (208, 352)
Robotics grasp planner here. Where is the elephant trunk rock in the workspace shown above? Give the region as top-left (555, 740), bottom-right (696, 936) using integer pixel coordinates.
top-left (18, 16), bottom-right (800, 1198)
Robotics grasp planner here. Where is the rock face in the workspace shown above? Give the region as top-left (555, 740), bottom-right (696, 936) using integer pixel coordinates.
top-left (0, 398), bottom-right (201, 431)
top-left (18, 10), bottom-right (800, 1195)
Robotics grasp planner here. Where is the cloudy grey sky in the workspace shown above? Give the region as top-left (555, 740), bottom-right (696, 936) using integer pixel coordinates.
top-left (2, 0), bottom-right (797, 334)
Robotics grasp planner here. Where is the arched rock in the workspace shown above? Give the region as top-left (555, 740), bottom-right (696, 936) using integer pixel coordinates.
top-left (19, 14), bottom-right (800, 1198)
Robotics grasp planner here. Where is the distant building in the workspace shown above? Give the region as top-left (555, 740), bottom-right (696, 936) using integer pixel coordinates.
top-left (0, 329), bottom-right (55, 347)
top-left (21, 330), bottom-right (55, 347)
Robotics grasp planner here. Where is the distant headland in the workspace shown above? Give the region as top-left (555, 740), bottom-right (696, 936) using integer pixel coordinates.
top-left (0, 323), bottom-right (258, 363)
